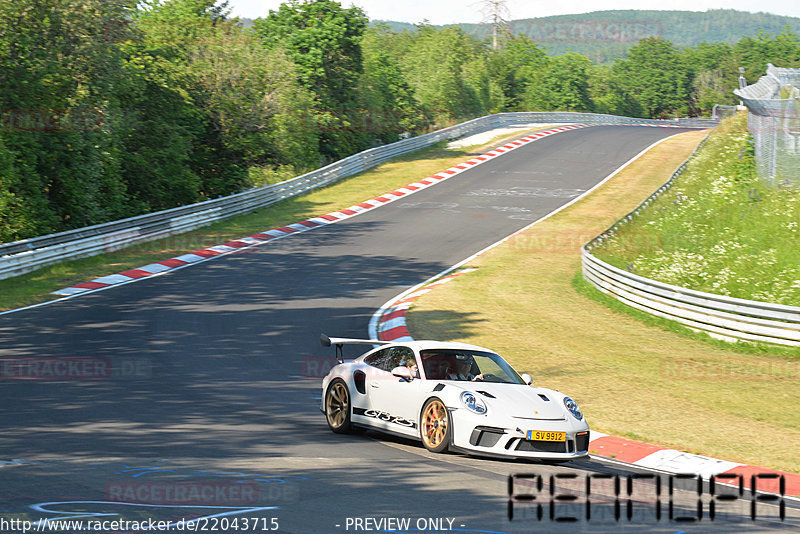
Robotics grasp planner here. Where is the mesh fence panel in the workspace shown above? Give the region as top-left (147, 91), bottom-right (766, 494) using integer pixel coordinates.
top-left (735, 64), bottom-right (800, 186)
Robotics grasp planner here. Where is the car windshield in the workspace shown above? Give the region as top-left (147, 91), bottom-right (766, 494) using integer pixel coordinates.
top-left (420, 349), bottom-right (525, 384)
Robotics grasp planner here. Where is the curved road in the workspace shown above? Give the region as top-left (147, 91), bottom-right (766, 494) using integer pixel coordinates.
top-left (1, 126), bottom-right (795, 533)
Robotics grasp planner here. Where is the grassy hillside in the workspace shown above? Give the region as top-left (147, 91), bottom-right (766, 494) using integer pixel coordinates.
top-left (374, 9), bottom-right (800, 63)
top-left (593, 113), bottom-right (800, 306)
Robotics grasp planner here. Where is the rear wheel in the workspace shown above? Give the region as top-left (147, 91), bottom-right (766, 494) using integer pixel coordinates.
top-left (325, 379), bottom-right (352, 433)
top-left (420, 397), bottom-right (451, 453)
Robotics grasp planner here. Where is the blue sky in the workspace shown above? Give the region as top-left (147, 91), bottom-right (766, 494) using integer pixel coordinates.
top-left (226, 0), bottom-right (800, 23)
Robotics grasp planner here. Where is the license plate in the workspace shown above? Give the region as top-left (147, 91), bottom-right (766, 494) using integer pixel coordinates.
top-left (526, 430), bottom-right (566, 442)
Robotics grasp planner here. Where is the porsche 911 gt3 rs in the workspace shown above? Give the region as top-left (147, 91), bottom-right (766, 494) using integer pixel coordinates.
top-left (319, 334), bottom-right (590, 461)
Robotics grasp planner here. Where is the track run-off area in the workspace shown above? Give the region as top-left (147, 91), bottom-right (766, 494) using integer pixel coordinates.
top-left (1, 125), bottom-right (797, 533)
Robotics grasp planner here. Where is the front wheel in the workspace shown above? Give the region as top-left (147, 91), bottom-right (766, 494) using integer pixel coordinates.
top-left (325, 379), bottom-right (353, 433)
top-left (420, 397), bottom-right (451, 453)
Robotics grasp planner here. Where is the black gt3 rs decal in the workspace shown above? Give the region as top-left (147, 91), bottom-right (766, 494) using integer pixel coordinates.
top-left (353, 407), bottom-right (417, 428)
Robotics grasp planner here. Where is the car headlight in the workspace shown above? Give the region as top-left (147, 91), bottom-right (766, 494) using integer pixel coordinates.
top-left (460, 391), bottom-right (487, 415)
top-left (563, 396), bottom-right (583, 420)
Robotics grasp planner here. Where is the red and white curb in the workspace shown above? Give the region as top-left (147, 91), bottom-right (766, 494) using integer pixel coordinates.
top-left (52, 124), bottom-right (591, 297)
top-left (375, 268), bottom-right (477, 342)
top-left (589, 431), bottom-right (800, 496)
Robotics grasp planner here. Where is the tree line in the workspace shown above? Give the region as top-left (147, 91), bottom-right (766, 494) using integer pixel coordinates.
top-left (462, 9), bottom-right (800, 64)
top-left (1, 0), bottom-right (799, 243)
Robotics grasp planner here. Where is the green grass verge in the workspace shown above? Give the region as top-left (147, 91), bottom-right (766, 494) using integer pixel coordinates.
top-left (593, 113), bottom-right (800, 306)
top-left (0, 126), bottom-right (554, 312)
top-left (406, 129), bottom-right (800, 473)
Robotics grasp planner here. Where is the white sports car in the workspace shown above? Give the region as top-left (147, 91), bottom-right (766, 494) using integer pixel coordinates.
top-left (319, 334), bottom-right (590, 461)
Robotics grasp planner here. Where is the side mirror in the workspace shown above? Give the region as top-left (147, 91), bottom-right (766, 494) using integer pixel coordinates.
top-left (521, 373), bottom-right (533, 385)
top-left (391, 366), bottom-right (414, 381)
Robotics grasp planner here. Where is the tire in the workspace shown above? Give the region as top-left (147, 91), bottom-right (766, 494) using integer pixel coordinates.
top-left (420, 397), bottom-right (452, 453)
top-left (325, 379), bottom-right (353, 434)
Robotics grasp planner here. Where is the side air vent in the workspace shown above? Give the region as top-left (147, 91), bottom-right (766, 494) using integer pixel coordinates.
top-left (433, 383), bottom-right (445, 392)
top-left (576, 432), bottom-right (590, 452)
top-left (538, 394), bottom-right (550, 402)
top-left (354, 371), bottom-right (366, 395)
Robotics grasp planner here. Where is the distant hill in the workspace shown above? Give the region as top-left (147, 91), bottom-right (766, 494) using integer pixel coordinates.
top-left (373, 9), bottom-right (800, 63)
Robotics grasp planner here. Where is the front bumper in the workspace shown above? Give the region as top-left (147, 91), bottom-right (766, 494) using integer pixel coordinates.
top-left (451, 410), bottom-right (590, 460)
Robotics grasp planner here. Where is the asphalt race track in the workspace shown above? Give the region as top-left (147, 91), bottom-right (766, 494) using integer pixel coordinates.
top-left (1, 126), bottom-right (797, 533)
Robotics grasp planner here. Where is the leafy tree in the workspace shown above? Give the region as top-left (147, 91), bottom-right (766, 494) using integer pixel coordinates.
top-left (359, 26), bottom-right (427, 142)
top-left (522, 53), bottom-right (593, 112)
top-left (0, 138), bottom-right (32, 241)
top-left (587, 64), bottom-right (630, 115)
top-left (487, 35), bottom-right (547, 111)
top-left (612, 37), bottom-right (691, 118)
top-left (127, 0), bottom-right (233, 207)
top-left (400, 25), bottom-right (486, 121)
top-left (681, 42), bottom-right (738, 115)
top-left (130, 0), bottom-right (318, 203)
top-left (736, 28), bottom-right (800, 81)
top-left (254, 0), bottom-right (368, 158)
top-left (0, 0), bottom-right (134, 237)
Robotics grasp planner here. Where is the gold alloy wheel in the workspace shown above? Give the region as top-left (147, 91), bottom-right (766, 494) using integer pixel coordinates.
top-left (421, 399), bottom-right (449, 451)
top-left (326, 381), bottom-right (349, 430)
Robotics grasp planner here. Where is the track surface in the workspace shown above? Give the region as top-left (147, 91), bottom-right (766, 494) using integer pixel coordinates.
top-left (1, 126), bottom-right (796, 532)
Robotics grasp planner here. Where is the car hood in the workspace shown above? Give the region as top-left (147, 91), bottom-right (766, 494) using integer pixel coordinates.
top-left (445, 382), bottom-right (568, 420)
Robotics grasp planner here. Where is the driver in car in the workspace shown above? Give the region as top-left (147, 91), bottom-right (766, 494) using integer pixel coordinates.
top-left (448, 357), bottom-right (484, 381)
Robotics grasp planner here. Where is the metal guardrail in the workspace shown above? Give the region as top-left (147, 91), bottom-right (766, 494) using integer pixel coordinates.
top-left (582, 133), bottom-right (800, 347)
top-left (0, 112), bottom-right (716, 280)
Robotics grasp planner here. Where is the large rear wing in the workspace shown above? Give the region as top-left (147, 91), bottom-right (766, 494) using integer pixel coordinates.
top-left (320, 333), bottom-right (390, 363)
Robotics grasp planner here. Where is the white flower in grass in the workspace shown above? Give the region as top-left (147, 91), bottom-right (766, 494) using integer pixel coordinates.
top-left (646, 251), bottom-right (710, 286)
top-left (760, 249), bottom-right (778, 266)
top-left (711, 267), bottom-right (733, 295)
top-left (753, 290), bottom-right (777, 302)
top-left (709, 241), bottom-right (744, 256)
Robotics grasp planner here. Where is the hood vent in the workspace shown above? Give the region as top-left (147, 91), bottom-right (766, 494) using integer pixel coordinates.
top-left (477, 390), bottom-right (495, 398)
top-left (538, 394), bottom-right (550, 402)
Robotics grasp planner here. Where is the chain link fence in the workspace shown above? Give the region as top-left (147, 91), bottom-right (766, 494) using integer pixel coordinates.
top-left (734, 64), bottom-right (800, 185)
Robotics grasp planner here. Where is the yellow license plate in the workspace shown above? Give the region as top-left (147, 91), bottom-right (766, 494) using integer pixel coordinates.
top-left (526, 430), bottom-right (566, 442)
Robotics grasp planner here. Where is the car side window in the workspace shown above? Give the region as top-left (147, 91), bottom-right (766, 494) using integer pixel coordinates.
top-left (390, 347), bottom-right (417, 376)
top-left (365, 348), bottom-right (394, 372)
top-left (365, 346), bottom-right (416, 373)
